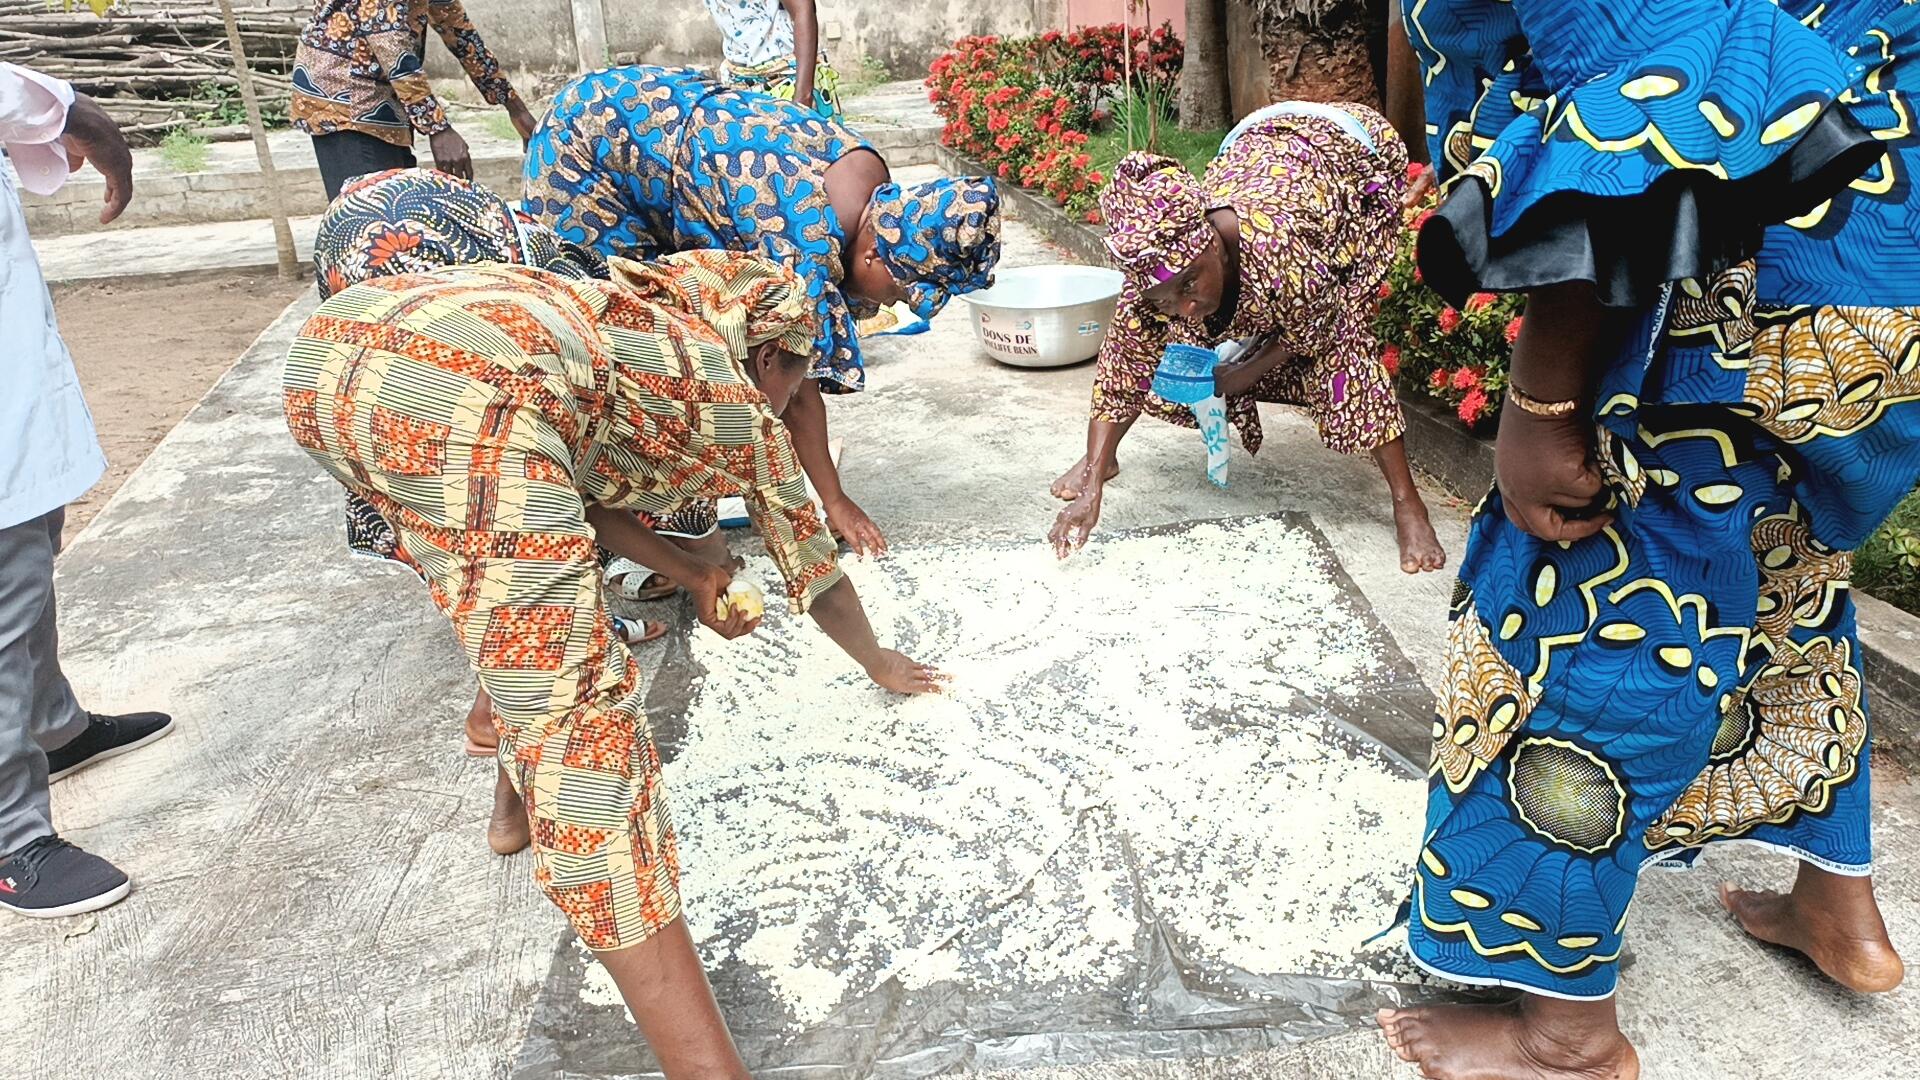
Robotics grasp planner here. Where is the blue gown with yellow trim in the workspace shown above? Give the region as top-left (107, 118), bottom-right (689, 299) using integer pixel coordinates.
top-left (1404, 0), bottom-right (1920, 998)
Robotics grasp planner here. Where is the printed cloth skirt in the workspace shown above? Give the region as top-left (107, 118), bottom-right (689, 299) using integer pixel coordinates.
top-left (345, 492), bottom-right (717, 567)
top-left (1412, 393), bottom-right (1913, 998)
top-left (287, 278), bottom-right (682, 951)
top-left (1405, 0), bottom-right (1920, 1000)
top-left (723, 53), bottom-right (843, 119)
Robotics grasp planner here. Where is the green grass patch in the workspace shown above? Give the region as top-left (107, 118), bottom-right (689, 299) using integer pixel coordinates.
top-left (1086, 96), bottom-right (1225, 179)
top-left (1857, 491), bottom-right (1920, 614)
top-left (158, 127), bottom-right (209, 173)
top-left (482, 111), bottom-right (520, 142)
top-left (840, 55), bottom-right (894, 98)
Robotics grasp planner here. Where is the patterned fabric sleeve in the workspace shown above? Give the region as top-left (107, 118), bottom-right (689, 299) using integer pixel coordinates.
top-left (578, 281), bottom-right (844, 613)
top-left (1281, 340), bottom-right (1407, 455)
top-left (591, 423), bottom-right (843, 614)
top-left (426, 0), bottom-right (518, 107)
top-left (1088, 285), bottom-right (1173, 425)
top-left (1409, 0), bottom-right (1889, 306)
top-left (361, 0), bottom-right (450, 136)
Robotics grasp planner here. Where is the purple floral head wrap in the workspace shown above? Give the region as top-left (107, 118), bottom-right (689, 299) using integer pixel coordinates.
top-left (1098, 152), bottom-right (1213, 285)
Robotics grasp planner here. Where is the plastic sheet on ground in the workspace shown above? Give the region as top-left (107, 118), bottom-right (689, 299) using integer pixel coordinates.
top-left (513, 514), bottom-right (1462, 1079)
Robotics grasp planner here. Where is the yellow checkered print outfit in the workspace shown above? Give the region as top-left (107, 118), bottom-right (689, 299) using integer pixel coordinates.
top-left (282, 252), bottom-right (840, 949)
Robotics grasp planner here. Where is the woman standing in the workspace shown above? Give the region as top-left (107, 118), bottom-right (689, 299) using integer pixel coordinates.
top-left (702, 0), bottom-right (842, 118)
top-left (285, 250), bottom-right (943, 1075)
top-left (1376, 0), bottom-right (1915, 1075)
top-left (1049, 104), bottom-right (1446, 573)
top-left (523, 65), bottom-right (1001, 557)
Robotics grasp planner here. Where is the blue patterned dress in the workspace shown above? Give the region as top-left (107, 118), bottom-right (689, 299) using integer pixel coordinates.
top-left (522, 66), bottom-right (872, 394)
top-left (1405, 0), bottom-right (1920, 999)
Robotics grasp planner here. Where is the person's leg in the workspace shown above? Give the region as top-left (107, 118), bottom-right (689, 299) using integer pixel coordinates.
top-left (1369, 436), bottom-right (1447, 573)
top-left (24, 510), bottom-right (89, 759)
top-left (1677, 512), bottom-right (1903, 992)
top-left (1391, 415), bottom-right (1783, 1073)
top-left (595, 918), bottom-right (749, 1079)
top-left (1720, 867), bottom-right (1903, 993)
top-left (465, 686), bottom-right (495, 753)
top-left (0, 511), bottom-right (75, 857)
top-left (486, 763), bottom-right (530, 856)
top-left (31, 509), bottom-right (174, 782)
top-left (312, 131), bottom-right (418, 203)
top-left (1378, 994), bottom-right (1637, 1080)
top-left (1052, 416), bottom-right (1134, 500)
top-left (0, 510), bottom-right (130, 918)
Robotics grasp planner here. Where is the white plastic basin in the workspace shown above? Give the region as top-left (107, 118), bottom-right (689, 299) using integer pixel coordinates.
top-left (960, 264), bottom-right (1125, 368)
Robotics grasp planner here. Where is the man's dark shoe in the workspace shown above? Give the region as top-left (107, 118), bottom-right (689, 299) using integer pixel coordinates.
top-left (0, 836), bottom-right (129, 918)
top-left (47, 711), bottom-right (174, 783)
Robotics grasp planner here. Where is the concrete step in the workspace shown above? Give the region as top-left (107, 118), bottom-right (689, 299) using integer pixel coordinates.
top-left (21, 114), bottom-right (525, 238)
top-left (22, 82), bottom-right (944, 237)
top-left (33, 214), bottom-right (320, 287)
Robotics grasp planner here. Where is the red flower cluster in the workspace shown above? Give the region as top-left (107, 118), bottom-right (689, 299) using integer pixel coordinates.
top-left (928, 25), bottom-right (1181, 220)
top-left (1458, 388), bottom-right (1492, 426)
top-left (1373, 181), bottom-right (1525, 432)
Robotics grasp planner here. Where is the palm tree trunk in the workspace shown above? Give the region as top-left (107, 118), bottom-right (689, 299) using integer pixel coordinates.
top-left (1179, 0), bottom-right (1231, 130)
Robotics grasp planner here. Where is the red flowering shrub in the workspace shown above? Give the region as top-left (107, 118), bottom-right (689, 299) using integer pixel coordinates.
top-left (928, 24), bottom-right (1181, 221)
top-left (1373, 167), bottom-right (1521, 432)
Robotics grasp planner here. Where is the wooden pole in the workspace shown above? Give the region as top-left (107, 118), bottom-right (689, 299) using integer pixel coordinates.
top-left (215, 0), bottom-right (296, 278)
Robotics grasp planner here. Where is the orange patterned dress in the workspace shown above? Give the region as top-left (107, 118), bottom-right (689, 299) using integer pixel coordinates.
top-left (282, 253), bottom-right (839, 949)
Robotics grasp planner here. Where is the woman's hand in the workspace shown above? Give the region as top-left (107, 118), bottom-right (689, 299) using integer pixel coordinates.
top-left (507, 96), bottom-right (539, 148)
top-left (864, 649), bottom-right (951, 695)
top-left (1494, 406), bottom-right (1612, 542)
top-left (688, 562), bottom-right (762, 639)
top-left (1401, 164), bottom-right (1436, 211)
top-left (1049, 484), bottom-right (1104, 559)
top-left (825, 495), bottom-right (887, 558)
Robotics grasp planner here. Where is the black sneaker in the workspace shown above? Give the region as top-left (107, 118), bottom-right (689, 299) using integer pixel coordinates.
top-left (46, 711), bottom-right (175, 783)
top-left (0, 836), bottom-right (130, 918)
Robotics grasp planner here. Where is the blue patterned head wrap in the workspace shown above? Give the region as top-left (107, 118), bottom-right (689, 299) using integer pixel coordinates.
top-left (314, 168), bottom-right (605, 299)
top-left (867, 176), bottom-right (1002, 319)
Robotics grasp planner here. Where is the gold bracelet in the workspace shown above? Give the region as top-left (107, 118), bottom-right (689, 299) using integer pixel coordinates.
top-left (1507, 385), bottom-right (1581, 418)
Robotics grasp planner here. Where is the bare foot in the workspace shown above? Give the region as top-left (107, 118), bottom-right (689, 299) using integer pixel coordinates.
top-left (1720, 873), bottom-right (1904, 993)
top-left (1377, 1001), bottom-right (1639, 1080)
top-left (1051, 454), bottom-right (1119, 501)
top-left (465, 687), bottom-right (498, 755)
top-left (488, 766), bottom-right (531, 856)
top-left (1394, 499), bottom-right (1447, 574)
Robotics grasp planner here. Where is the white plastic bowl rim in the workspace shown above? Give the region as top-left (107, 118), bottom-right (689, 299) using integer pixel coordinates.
top-left (962, 264), bottom-right (1125, 311)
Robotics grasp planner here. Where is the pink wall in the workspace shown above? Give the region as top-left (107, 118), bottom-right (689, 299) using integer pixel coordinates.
top-left (1064, 0), bottom-right (1187, 36)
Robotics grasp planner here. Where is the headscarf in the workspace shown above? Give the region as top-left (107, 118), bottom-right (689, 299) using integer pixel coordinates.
top-left (313, 168), bottom-right (606, 300)
top-left (867, 176), bottom-right (1002, 319)
top-left (1098, 151), bottom-right (1214, 285)
top-left (607, 250), bottom-right (819, 360)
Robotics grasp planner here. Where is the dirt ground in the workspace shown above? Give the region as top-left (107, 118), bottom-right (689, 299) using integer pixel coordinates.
top-left (51, 273), bottom-right (310, 537)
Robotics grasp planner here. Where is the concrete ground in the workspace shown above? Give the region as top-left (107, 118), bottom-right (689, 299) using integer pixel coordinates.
top-left (4, 175), bottom-right (1919, 1079)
